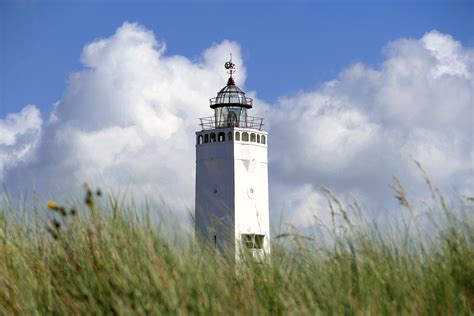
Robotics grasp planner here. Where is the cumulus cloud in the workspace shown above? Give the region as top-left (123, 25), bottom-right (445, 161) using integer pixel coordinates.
top-left (269, 30), bottom-right (473, 226)
top-left (1, 24), bottom-right (472, 228)
top-left (2, 22), bottom-right (245, 209)
top-left (0, 105), bottom-right (42, 180)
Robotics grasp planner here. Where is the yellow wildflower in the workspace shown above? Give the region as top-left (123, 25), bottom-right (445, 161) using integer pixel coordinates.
top-left (47, 200), bottom-right (57, 209)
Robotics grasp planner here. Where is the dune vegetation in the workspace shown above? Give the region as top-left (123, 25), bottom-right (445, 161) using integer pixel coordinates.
top-left (0, 178), bottom-right (473, 315)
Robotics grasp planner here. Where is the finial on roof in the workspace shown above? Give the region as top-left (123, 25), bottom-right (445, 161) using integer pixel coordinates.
top-left (227, 76), bottom-right (236, 86)
top-left (224, 53), bottom-right (235, 77)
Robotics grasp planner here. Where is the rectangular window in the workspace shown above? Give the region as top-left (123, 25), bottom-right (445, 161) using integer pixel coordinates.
top-left (241, 234), bottom-right (264, 249)
top-left (254, 235), bottom-right (264, 249)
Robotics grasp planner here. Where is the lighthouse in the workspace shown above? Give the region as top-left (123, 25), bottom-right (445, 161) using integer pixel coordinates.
top-left (195, 57), bottom-right (270, 260)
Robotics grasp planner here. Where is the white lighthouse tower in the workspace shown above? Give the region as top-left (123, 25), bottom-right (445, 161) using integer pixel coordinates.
top-left (195, 57), bottom-right (270, 260)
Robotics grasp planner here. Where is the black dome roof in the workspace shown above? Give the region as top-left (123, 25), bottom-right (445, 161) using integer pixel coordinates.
top-left (210, 77), bottom-right (253, 109)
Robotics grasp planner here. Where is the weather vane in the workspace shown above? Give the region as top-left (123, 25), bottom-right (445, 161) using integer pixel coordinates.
top-left (224, 53), bottom-right (235, 76)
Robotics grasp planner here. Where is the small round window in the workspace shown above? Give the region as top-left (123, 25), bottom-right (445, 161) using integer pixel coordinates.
top-left (247, 187), bottom-right (255, 199)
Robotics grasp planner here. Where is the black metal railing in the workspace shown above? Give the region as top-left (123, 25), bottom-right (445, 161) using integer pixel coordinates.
top-left (209, 97), bottom-right (253, 108)
top-left (199, 115), bottom-right (264, 130)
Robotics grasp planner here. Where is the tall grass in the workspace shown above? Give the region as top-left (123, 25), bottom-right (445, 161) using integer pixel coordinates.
top-left (0, 181), bottom-right (472, 315)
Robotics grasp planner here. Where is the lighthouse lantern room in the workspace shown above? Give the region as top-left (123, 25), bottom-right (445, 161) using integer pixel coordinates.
top-left (195, 57), bottom-right (270, 260)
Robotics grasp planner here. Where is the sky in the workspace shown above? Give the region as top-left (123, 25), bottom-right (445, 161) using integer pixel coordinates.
top-left (0, 0), bottom-right (473, 227)
top-left (2, 0), bottom-right (473, 117)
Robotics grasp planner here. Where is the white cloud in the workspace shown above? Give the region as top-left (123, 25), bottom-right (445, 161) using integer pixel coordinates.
top-left (0, 24), bottom-right (472, 228)
top-left (272, 183), bottom-right (329, 228)
top-left (269, 30), bottom-right (473, 227)
top-left (2, 22), bottom-right (244, 210)
top-left (421, 30), bottom-right (472, 79)
top-left (0, 105), bottom-right (42, 179)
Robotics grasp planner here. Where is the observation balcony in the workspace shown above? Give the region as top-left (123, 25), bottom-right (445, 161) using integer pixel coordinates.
top-left (199, 115), bottom-right (264, 131)
top-left (210, 96), bottom-right (253, 109)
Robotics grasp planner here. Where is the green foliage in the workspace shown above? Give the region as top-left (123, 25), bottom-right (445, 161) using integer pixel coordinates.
top-left (0, 182), bottom-right (472, 315)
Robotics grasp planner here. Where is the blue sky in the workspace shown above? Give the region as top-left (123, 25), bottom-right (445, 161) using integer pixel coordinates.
top-left (1, 0), bottom-right (473, 117)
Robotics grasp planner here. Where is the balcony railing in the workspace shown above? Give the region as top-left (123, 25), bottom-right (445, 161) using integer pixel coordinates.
top-left (209, 97), bottom-right (253, 109)
top-left (199, 115), bottom-right (264, 131)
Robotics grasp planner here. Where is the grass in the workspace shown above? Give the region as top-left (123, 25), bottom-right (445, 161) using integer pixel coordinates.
top-left (0, 181), bottom-right (473, 315)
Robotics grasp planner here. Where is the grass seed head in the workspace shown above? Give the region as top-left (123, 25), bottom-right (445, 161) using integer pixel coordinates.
top-left (58, 205), bottom-right (67, 216)
top-left (46, 226), bottom-right (58, 239)
top-left (52, 219), bottom-right (61, 229)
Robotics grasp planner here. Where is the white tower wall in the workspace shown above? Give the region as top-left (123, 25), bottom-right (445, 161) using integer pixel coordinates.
top-left (195, 127), bottom-right (270, 259)
top-left (195, 129), bottom-right (235, 252)
top-left (233, 129), bottom-right (270, 258)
